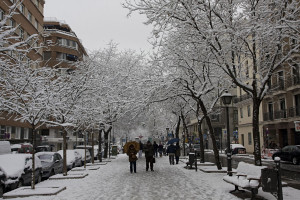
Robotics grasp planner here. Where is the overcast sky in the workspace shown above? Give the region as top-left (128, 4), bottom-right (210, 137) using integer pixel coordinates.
top-left (44, 0), bottom-right (153, 53)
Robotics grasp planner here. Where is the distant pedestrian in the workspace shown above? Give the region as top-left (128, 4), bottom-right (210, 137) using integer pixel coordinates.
top-left (167, 143), bottom-right (176, 165)
top-left (144, 141), bottom-right (154, 171)
top-left (175, 142), bottom-right (181, 164)
top-left (139, 141), bottom-right (143, 158)
top-left (153, 141), bottom-right (159, 157)
top-left (127, 144), bottom-right (138, 173)
top-left (158, 142), bottom-right (164, 157)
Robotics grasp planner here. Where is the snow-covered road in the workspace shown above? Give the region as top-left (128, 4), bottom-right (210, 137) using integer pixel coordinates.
top-left (4, 154), bottom-right (300, 200)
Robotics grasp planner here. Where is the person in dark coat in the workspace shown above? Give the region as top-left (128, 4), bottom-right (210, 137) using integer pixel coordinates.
top-left (175, 142), bottom-right (181, 164)
top-left (127, 144), bottom-right (138, 173)
top-left (158, 142), bottom-right (164, 157)
top-left (153, 141), bottom-right (159, 157)
top-left (167, 143), bottom-right (176, 165)
top-left (144, 141), bottom-right (154, 171)
top-left (139, 141), bottom-right (143, 158)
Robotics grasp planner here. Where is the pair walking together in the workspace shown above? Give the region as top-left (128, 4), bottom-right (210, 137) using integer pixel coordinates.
top-left (126, 141), bottom-right (155, 173)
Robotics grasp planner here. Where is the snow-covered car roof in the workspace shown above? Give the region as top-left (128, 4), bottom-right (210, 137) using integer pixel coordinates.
top-left (75, 149), bottom-right (91, 156)
top-left (0, 154), bottom-right (42, 178)
top-left (10, 144), bottom-right (22, 149)
top-left (58, 150), bottom-right (82, 166)
top-left (230, 144), bottom-right (245, 149)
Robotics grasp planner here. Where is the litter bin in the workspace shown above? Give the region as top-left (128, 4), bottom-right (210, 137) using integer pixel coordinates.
top-left (261, 168), bottom-right (278, 193)
top-left (112, 145), bottom-right (118, 156)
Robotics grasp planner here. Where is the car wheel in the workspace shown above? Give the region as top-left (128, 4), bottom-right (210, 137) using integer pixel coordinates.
top-left (17, 179), bottom-right (24, 188)
top-left (50, 170), bottom-right (55, 176)
top-left (292, 157), bottom-right (299, 165)
top-left (0, 185), bottom-right (4, 198)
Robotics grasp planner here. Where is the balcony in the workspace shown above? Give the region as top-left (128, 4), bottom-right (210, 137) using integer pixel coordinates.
top-left (233, 94), bottom-right (252, 103)
top-left (263, 107), bottom-right (300, 121)
top-left (267, 76), bottom-right (300, 95)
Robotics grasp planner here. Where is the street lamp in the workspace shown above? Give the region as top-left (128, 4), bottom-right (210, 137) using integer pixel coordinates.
top-left (99, 123), bottom-right (105, 162)
top-left (221, 90), bottom-right (233, 176)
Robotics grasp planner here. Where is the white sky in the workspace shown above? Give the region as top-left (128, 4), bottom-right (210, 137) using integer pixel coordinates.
top-left (44, 0), bottom-right (153, 53)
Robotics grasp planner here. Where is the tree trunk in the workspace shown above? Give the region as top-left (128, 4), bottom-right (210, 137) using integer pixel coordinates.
top-left (197, 118), bottom-right (205, 163)
top-left (31, 126), bottom-right (36, 189)
top-left (175, 116), bottom-right (181, 139)
top-left (253, 97), bottom-right (262, 166)
top-left (199, 101), bottom-right (222, 169)
top-left (63, 129), bottom-right (68, 176)
top-left (181, 112), bottom-right (189, 155)
top-left (103, 126), bottom-right (112, 158)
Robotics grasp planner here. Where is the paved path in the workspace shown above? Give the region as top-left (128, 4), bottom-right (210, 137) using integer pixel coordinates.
top-left (4, 154), bottom-right (241, 200)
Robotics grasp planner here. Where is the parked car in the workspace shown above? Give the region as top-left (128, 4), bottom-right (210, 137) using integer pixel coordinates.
top-left (57, 150), bottom-right (82, 170)
top-left (75, 149), bottom-right (91, 165)
top-left (272, 145), bottom-right (300, 165)
top-left (193, 144), bottom-right (201, 155)
top-left (10, 143), bottom-right (33, 154)
top-left (0, 154), bottom-right (42, 193)
top-left (0, 169), bottom-right (5, 198)
top-left (225, 144), bottom-right (246, 155)
top-left (35, 145), bottom-right (52, 153)
top-left (36, 152), bottom-right (63, 179)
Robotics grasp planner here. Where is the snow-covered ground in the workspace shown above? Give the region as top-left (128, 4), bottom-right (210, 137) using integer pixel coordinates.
top-left (2, 154), bottom-right (300, 200)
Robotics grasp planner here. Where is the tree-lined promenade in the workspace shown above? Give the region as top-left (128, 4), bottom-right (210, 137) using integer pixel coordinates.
top-left (1, 0), bottom-right (300, 192)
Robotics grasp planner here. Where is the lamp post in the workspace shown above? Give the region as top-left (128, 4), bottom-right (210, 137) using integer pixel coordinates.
top-left (99, 123), bottom-right (105, 162)
top-left (221, 91), bottom-right (233, 176)
top-left (182, 132), bottom-right (186, 156)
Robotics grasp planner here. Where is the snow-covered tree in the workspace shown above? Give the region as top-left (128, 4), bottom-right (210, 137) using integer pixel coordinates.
top-left (124, 0), bottom-right (300, 166)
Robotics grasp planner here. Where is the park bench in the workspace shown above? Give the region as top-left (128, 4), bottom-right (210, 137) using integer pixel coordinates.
top-left (223, 161), bottom-right (266, 199)
top-left (186, 153), bottom-right (196, 169)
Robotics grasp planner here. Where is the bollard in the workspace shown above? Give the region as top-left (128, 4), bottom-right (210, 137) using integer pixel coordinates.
top-left (195, 153), bottom-right (197, 172)
top-left (274, 157), bottom-right (283, 200)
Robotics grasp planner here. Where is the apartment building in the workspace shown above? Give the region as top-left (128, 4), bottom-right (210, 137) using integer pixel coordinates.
top-left (262, 47), bottom-right (300, 148)
top-left (0, 0), bottom-right (45, 144)
top-left (42, 18), bottom-right (87, 71)
top-left (0, 1), bottom-right (88, 151)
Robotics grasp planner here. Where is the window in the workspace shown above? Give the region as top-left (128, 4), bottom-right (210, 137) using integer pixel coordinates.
top-left (19, 4), bottom-right (24, 14)
top-left (0, 125), bottom-right (5, 139)
top-left (9, 19), bottom-right (15, 27)
top-left (278, 71), bottom-right (284, 90)
top-left (0, 8), bottom-right (4, 20)
top-left (24, 128), bottom-right (29, 139)
top-left (268, 102), bottom-right (274, 120)
top-left (5, 126), bottom-right (11, 139)
top-left (233, 110), bottom-right (238, 123)
top-left (247, 105), bottom-right (251, 117)
top-left (15, 127), bottom-right (21, 139)
top-left (293, 64), bottom-right (300, 84)
top-left (240, 107), bottom-right (243, 118)
top-left (19, 27), bottom-right (24, 39)
top-left (279, 98), bottom-right (286, 118)
top-left (27, 11), bottom-right (32, 22)
top-left (248, 132), bottom-right (252, 145)
top-left (245, 60), bottom-right (249, 78)
top-left (43, 52), bottom-right (51, 60)
top-left (295, 94), bottom-right (300, 116)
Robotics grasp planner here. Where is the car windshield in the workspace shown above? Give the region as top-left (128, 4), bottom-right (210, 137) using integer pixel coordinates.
top-left (38, 154), bottom-right (53, 162)
top-left (194, 145), bottom-right (200, 148)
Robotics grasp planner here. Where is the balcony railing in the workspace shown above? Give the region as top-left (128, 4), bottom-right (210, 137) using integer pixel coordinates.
top-left (263, 107), bottom-right (300, 121)
top-left (267, 76), bottom-right (300, 94)
top-left (233, 94), bottom-right (252, 103)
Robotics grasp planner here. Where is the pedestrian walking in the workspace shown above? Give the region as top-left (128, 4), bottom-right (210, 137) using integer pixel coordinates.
top-left (139, 141), bottom-right (143, 158)
top-left (153, 141), bottom-right (158, 157)
top-left (167, 143), bottom-right (176, 165)
top-left (127, 144), bottom-right (138, 173)
top-left (158, 142), bottom-right (163, 157)
top-left (144, 141), bottom-right (154, 171)
top-left (175, 142), bottom-right (181, 164)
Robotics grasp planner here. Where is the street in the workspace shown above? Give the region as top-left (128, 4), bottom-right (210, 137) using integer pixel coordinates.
top-left (3, 153), bottom-right (300, 200)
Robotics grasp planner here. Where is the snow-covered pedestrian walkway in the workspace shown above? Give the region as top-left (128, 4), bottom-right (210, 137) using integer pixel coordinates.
top-left (2, 154), bottom-right (300, 200)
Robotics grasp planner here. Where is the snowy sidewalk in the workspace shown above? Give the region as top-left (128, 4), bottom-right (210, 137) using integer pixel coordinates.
top-left (2, 154), bottom-right (300, 200)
